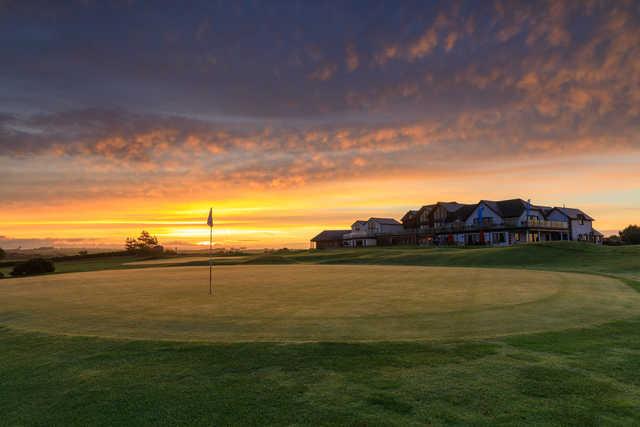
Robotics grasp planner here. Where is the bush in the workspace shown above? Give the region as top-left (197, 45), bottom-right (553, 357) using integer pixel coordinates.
top-left (10, 258), bottom-right (55, 277)
top-left (603, 235), bottom-right (624, 246)
top-left (0, 247), bottom-right (5, 260)
top-left (0, 272), bottom-right (4, 279)
top-left (620, 225), bottom-right (640, 244)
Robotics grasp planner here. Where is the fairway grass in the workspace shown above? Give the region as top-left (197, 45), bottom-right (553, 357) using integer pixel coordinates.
top-left (123, 256), bottom-right (213, 265)
top-left (2, 264), bottom-right (639, 342)
top-left (123, 256), bottom-right (249, 266)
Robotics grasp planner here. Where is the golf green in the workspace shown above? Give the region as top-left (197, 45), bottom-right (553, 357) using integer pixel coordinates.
top-left (1, 265), bottom-right (639, 342)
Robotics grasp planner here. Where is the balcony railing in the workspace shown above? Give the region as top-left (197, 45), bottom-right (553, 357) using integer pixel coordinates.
top-left (343, 231), bottom-right (372, 239)
top-left (416, 219), bottom-right (568, 234)
top-left (344, 219), bottom-right (569, 240)
top-left (516, 219), bottom-right (568, 229)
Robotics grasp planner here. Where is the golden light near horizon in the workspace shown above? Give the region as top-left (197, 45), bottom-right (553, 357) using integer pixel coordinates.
top-left (1, 165), bottom-right (639, 249)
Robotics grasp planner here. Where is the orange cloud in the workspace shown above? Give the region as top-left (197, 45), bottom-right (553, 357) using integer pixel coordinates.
top-left (408, 27), bottom-right (438, 60)
top-left (345, 43), bottom-right (359, 72)
top-left (308, 63), bottom-right (337, 81)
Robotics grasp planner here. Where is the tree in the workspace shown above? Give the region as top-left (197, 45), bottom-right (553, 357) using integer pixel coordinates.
top-left (620, 225), bottom-right (640, 244)
top-left (125, 231), bottom-right (162, 253)
top-left (0, 247), bottom-right (5, 260)
top-left (125, 237), bottom-right (138, 252)
top-left (137, 230), bottom-right (159, 248)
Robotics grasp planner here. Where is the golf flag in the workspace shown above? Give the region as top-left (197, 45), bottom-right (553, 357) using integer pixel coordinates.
top-left (207, 208), bottom-right (213, 295)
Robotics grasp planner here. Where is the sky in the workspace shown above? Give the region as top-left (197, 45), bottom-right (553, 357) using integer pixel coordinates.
top-left (1, 0), bottom-right (639, 249)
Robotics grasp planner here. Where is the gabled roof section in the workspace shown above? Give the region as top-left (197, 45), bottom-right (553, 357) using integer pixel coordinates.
top-left (551, 207), bottom-right (594, 221)
top-left (476, 198), bottom-right (543, 218)
top-left (536, 206), bottom-right (553, 217)
top-left (437, 202), bottom-right (465, 212)
top-left (446, 204), bottom-right (477, 222)
top-left (416, 204), bottom-right (436, 218)
top-left (476, 200), bottom-right (503, 218)
top-left (401, 210), bottom-right (418, 221)
top-left (420, 204), bottom-right (436, 210)
top-left (462, 198), bottom-right (551, 221)
top-left (494, 199), bottom-right (529, 217)
top-left (369, 217), bottom-right (401, 225)
top-left (351, 220), bottom-right (367, 227)
top-left (311, 230), bottom-right (350, 242)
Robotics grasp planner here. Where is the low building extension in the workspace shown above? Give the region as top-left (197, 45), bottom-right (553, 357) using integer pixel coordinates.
top-left (310, 230), bottom-right (351, 249)
top-left (310, 198), bottom-right (603, 249)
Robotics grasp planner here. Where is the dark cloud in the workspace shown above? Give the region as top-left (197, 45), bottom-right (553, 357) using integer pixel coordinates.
top-left (0, 0), bottom-right (634, 119)
top-left (0, 0), bottom-right (638, 200)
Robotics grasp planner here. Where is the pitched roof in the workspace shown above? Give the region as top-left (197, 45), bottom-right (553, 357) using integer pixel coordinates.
top-left (460, 199), bottom-right (592, 222)
top-left (311, 230), bottom-right (350, 242)
top-left (494, 199), bottom-right (528, 217)
top-left (454, 198), bottom-right (554, 222)
top-left (369, 217), bottom-right (401, 225)
top-left (351, 220), bottom-right (367, 227)
top-left (552, 207), bottom-right (594, 221)
top-left (437, 202), bottom-right (465, 212)
top-left (420, 204), bottom-right (436, 210)
top-left (475, 198), bottom-right (547, 219)
top-left (415, 204), bottom-right (436, 218)
top-left (446, 204), bottom-right (477, 222)
top-left (537, 206), bottom-right (553, 217)
top-left (401, 210), bottom-right (418, 221)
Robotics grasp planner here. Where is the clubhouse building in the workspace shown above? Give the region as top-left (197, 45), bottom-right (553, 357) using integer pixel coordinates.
top-left (311, 198), bottom-right (603, 249)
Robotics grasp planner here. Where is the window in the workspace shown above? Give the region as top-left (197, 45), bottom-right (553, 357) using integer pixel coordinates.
top-left (527, 215), bottom-right (539, 223)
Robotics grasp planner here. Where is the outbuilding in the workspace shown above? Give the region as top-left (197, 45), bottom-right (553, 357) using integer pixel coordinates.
top-left (310, 230), bottom-right (349, 249)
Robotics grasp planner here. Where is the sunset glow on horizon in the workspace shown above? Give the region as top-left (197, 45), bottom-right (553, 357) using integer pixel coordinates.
top-left (1, 1), bottom-right (639, 249)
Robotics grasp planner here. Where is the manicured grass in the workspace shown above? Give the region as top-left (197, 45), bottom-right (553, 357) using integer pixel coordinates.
top-left (1, 243), bottom-right (640, 425)
top-left (143, 242), bottom-right (640, 279)
top-left (5, 242), bottom-right (638, 278)
top-left (2, 318), bottom-right (640, 425)
top-left (125, 256), bottom-right (214, 265)
top-left (253, 242), bottom-right (640, 276)
top-left (2, 265), bottom-right (639, 342)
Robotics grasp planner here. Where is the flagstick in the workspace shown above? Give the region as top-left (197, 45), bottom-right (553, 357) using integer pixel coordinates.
top-left (209, 223), bottom-right (213, 295)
